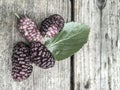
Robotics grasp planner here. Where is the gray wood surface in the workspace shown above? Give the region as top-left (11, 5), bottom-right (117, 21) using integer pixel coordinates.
top-left (74, 0), bottom-right (120, 90)
top-left (75, 0), bottom-right (101, 90)
top-left (0, 0), bottom-right (120, 90)
top-left (0, 0), bottom-right (71, 90)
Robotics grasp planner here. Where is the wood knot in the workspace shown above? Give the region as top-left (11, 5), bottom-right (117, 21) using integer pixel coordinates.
top-left (84, 80), bottom-right (90, 89)
top-left (96, 0), bottom-right (107, 10)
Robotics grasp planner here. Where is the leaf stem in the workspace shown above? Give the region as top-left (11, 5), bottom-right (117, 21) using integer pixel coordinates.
top-left (14, 13), bottom-right (20, 19)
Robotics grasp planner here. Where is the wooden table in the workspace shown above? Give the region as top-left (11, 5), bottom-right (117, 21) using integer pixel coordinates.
top-left (0, 0), bottom-right (119, 90)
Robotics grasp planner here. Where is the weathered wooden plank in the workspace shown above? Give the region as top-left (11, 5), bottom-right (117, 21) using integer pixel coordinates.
top-left (74, 0), bottom-right (120, 90)
top-left (74, 0), bottom-right (102, 90)
top-left (0, 0), bottom-right (71, 90)
top-left (101, 0), bottom-right (120, 90)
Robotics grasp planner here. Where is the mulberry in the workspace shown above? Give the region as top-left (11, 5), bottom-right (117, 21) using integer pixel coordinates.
top-left (11, 42), bottom-right (33, 81)
top-left (16, 14), bottom-right (44, 43)
top-left (40, 14), bottom-right (64, 37)
top-left (30, 42), bottom-right (55, 69)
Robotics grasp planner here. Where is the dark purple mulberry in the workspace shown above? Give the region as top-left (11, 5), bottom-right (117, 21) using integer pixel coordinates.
top-left (40, 14), bottom-right (64, 37)
top-left (16, 14), bottom-right (44, 43)
top-left (30, 42), bottom-right (55, 69)
top-left (12, 42), bottom-right (33, 82)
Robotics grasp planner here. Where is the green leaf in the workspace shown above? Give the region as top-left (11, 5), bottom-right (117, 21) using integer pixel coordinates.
top-left (45, 22), bottom-right (90, 61)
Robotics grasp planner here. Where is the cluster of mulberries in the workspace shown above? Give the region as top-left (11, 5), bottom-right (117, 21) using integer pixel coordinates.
top-left (11, 14), bottom-right (64, 81)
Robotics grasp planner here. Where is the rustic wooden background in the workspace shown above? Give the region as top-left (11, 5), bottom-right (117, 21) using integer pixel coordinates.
top-left (0, 0), bottom-right (120, 90)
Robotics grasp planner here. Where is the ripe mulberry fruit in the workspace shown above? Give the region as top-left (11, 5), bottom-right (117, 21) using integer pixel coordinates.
top-left (30, 42), bottom-right (55, 69)
top-left (40, 14), bottom-right (64, 37)
top-left (16, 14), bottom-right (44, 43)
top-left (12, 42), bottom-right (33, 82)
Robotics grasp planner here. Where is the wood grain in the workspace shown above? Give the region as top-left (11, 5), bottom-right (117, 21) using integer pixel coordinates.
top-left (0, 0), bottom-right (120, 90)
top-left (0, 0), bottom-right (71, 90)
top-left (102, 0), bottom-right (120, 90)
top-left (74, 0), bottom-right (101, 90)
top-left (74, 0), bottom-right (120, 90)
